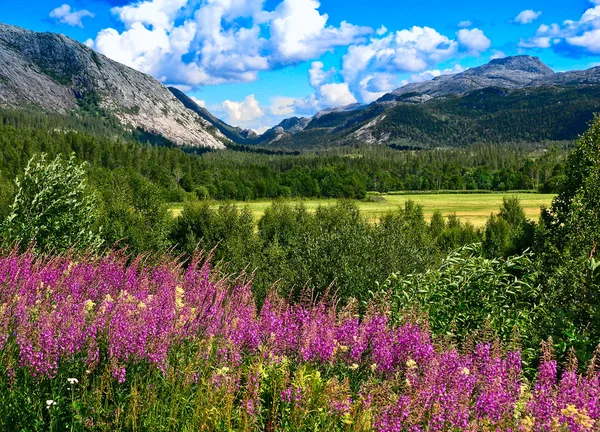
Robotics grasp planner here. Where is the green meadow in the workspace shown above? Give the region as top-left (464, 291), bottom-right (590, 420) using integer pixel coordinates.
top-left (170, 192), bottom-right (556, 227)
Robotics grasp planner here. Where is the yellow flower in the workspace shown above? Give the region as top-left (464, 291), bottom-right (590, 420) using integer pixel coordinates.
top-left (561, 405), bottom-right (595, 430)
top-left (84, 299), bottom-right (95, 313)
top-left (460, 367), bottom-right (470, 376)
top-left (521, 416), bottom-right (535, 432)
top-left (349, 363), bottom-right (359, 371)
top-left (370, 363), bottom-right (378, 373)
top-left (175, 286), bottom-right (185, 309)
top-left (406, 359), bottom-right (417, 370)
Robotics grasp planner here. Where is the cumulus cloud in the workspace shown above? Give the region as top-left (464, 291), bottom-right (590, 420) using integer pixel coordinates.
top-left (457, 28), bottom-right (491, 54)
top-left (341, 25), bottom-right (458, 88)
top-left (515, 10), bottom-right (542, 25)
top-left (519, 1), bottom-right (600, 55)
top-left (222, 95), bottom-right (265, 127)
top-left (269, 0), bottom-right (371, 62)
top-left (318, 83), bottom-right (358, 107)
top-left (490, 50), bottom-right (507, 60)
top-left (88, 0), bottom-right (371, 88)
top-left (309, 61), bottom-right (335, 87)
top-left (190, 97), bottom-right (206, 108)
top-left (49, 4), bottom-right (94, 28)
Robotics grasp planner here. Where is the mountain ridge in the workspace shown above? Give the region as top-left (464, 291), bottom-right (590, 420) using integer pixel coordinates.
top-left (0, 23), bottom-right (226, 149)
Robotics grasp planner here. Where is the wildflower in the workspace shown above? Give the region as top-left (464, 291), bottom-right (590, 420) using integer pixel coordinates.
top-left (406, 359), bottom-right (417, 370)
top-left (67, 378), bottom-right (79, 385)
top-left (460, 367), bottom-right (470, 375)
top-left (175, 286), bottom-right (185, 309)
top-left (349, 363), bottom-right (359, 371)
top-left (561, 405), bottom-right (595, 430)
top-left (45, 400), bottom-right (57, 408)
top-left (84, 300), bottom-right (95, 313)
top-left (521, 416), bottom-right (535, 432)
top-left (370, 363), bottom-right (378, 373)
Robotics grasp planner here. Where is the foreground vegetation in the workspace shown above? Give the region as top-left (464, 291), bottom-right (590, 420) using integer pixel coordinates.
top-left (0, 250), bottom-right (598, 432)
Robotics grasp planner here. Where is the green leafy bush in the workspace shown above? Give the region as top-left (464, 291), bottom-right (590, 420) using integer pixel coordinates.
top-left (2, 153), bottom-right (102, 253)
top-left (381, 245), bottom-right (544, 363)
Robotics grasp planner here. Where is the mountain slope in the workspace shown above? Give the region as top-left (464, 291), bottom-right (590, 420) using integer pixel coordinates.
top-left (0, 23), bottom-right (225, 149)
top-left (263, 56), bottom-right (600, 149)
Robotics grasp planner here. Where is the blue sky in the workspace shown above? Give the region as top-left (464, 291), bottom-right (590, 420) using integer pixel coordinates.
top-left (3, 0), bottom-right (600, 131)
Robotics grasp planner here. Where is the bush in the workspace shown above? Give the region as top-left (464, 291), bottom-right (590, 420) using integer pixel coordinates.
top-left (2, 153), bottom-right (102, 253)
top-left (381, 245), bottom-right (544, 365)
top-left (483, 197), bottom-right (536, 258)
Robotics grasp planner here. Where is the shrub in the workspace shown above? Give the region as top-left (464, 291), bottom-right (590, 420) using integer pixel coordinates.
top-left (2, 153), bottom-right (102, 253)
top-left (381, 245), bottom-right (545, 365)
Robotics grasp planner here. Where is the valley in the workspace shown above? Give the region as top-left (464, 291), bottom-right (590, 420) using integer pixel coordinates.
top-left (170, 192), bottom-right (555, 227)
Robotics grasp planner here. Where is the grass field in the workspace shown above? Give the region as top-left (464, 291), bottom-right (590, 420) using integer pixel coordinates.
top-left (170, 193), bottom-right (556, 227)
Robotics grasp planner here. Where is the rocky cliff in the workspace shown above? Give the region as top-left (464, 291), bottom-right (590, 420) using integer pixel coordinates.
top-left (0, 23), bottom-right (225, 149)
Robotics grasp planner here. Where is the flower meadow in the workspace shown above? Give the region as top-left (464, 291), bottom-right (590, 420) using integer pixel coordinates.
top-left (0, 251), bottom-right (599, 431)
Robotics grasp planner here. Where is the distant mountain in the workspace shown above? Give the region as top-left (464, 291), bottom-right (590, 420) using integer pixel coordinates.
top-left (168, 86), bottom-right (260, 145)
top-left (0, 23), bottom-right (225, 149)
top-left (261, 56), bottom-right (600, 149)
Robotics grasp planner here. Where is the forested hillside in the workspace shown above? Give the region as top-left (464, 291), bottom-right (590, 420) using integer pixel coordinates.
top-left (0, 108), bottom-right (567, 216)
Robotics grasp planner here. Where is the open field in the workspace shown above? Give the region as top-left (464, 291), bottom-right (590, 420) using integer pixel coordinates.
top-left (171, 193), bottom-right (556, 227)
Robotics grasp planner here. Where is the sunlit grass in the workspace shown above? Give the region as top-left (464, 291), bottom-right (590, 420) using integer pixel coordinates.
top-left (170, 193), bottom-right (555, 227)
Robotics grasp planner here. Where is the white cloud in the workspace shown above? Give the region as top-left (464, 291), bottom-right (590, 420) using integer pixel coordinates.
top-left (318, 83), bottom-right (358, 107)
top-left (270, 96), bottom-right (297, 116)
top-left (457, 28), bottom-right (491, 54)
top-left (222, 95), bottom-right (265, 127)
top-left (519, 2), bottom-right (600, 54)
top-left (341, 25), bottom-right (458, 88)
top-left (357, 73), bottom-right (398, 102)
top-left (490, 50), bottom-right (507, 60)
top-left (376, 25), bottom-right (388, 35)
top-left (458, 20), bottom-right (473, 28)
top-left (88, 0), bottom-right (372, 89)
top-left (190, 97), bottom-right (206, 108)
top-left (309, 61), bottom-right (335, 87)
top-left (269, 0), bottom-right (372, 62)
top-left (515, 10), bottom-right (542, 25)
top-left (49, 4), bottom-right (94, 28)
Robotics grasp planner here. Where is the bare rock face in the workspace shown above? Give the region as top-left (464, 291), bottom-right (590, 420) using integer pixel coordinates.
top-left (382, 56), bottom-right (556, 101)
top-left (0, 23), bottom-right (225, 149)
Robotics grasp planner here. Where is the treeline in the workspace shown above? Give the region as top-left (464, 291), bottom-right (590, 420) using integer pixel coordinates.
top-left (0, 108), bottom-right (567, 208)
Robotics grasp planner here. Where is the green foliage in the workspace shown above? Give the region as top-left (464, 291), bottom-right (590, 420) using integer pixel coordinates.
top-left (534, 115), bottom-right (600, 361)
top-left (98, 173), bottom-right (172, 254)
top-left (382, 245), bottom-right (544, 362)
top-left (2, 153), bottom-right (102, 253)
top-left (483, 197), bottom-right (536, 258)
top-left (169, 200), bottom-right (449, 305)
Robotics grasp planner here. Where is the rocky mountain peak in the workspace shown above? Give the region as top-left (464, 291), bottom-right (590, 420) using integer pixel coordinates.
top-left (479, 55), bottom-right (555, 76)
top-left (0, 23), bottom-right (225, 149)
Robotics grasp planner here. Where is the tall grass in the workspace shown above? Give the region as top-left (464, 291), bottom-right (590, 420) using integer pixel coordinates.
top-left (0, 250), bottom-right (598, 431)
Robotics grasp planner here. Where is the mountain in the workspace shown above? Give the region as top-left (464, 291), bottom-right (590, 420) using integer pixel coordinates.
top-left (380, 56), bottom-right (555, 102)
top-left (168, 86), bottom-right (260, 145)
top-left (0, 23), bottom-right (226, 149)
top-left (261, 56), bottom-right (600, 149)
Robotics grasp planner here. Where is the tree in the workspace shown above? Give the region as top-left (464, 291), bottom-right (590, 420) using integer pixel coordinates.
top-left (535, 116), bottom-right (600, 361)
top-left (2, 153), bottom-right (102, 253)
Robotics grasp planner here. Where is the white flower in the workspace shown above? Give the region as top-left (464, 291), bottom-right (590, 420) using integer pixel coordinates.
top-left (67, 378), bottom-right (79, 385)
top-left (45, 399), bottom-right (57, 408)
